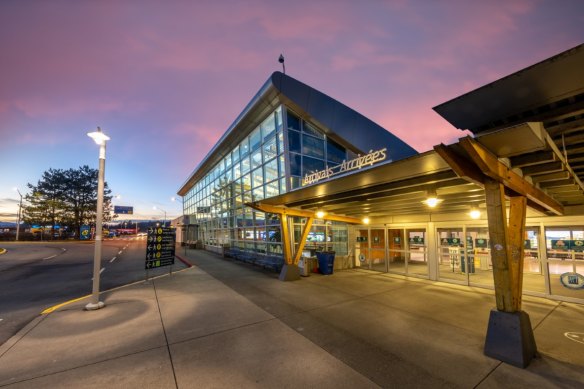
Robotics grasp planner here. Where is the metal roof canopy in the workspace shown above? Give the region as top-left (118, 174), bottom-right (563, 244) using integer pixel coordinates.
top-left (258, 121), bottom-right (584, 219)
top-left (177, 71), bottom-right (418, 196)
top-left (259, 150), bottom-right (486, 218)
top-left (433, 44), bottom-right (584, 207)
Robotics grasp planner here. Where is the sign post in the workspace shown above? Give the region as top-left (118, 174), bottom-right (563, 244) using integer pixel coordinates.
top-left (145, 227), bottom-right (176, 280)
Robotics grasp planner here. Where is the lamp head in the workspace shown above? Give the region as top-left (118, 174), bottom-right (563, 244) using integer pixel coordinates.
top-left (87, 127), bottom-right (110, 145)
top-left (278, 54), bottom-right (285, 64)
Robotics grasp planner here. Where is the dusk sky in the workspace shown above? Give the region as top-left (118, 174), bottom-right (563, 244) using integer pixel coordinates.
top-left (1, 0), bottom-right (583, 222)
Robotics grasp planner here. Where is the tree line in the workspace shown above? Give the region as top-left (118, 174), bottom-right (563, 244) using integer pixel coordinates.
top-left (22, 166), bottom-right (114, 237)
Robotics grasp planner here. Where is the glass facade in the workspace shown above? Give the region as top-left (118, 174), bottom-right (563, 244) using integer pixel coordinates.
top-left (286, 110), bottom-right (349, 190)
top-left (182, 106), bottom-right (351, 257)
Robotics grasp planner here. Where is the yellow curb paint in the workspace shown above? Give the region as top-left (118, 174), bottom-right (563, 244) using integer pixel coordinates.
top-left (40, 267), bottom-right (193, 315)
top-left (42, 295), bottom-right (91, 314)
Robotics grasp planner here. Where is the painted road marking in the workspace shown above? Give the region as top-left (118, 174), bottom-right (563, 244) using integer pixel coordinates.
top-left (110, 256), bottom-right (117, 263)
top-left (61, 248), bottom-right (67, 251)
top-left (118, 250), bottom-right (123, 255)
top-left (91, 268), bottom-right (106, 280)
top-left (43, 254), bottom-right (57, 260)
top-left (565, 332), bottom-right (584, 345)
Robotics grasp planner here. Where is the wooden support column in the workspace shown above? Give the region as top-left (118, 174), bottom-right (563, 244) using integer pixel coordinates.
top-left (280, 213), bottom-right (293, 265)
top-left (484, 178), bottom-right (537, 367)
top-left (484, 178), bottom-right (513, 312)
top-left (293, 217), bottom-right (314, 265)
top-left (508, 195), bottom-right (527, 311)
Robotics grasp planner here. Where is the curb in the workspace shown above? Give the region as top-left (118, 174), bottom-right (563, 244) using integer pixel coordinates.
top-left (175, 253), bottom-right (193, 268)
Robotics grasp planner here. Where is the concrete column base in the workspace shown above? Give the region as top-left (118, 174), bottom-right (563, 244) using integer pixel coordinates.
top-left (484, 309), bottom-right (538, 368)
top-left (279, 264), bottom-right (300, 281)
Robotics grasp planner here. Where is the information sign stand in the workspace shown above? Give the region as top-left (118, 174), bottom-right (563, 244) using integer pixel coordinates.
top-left (145, 227), bottom-right (176, 281)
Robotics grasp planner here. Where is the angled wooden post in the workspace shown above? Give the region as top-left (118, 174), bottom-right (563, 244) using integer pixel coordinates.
top-left (280, 213), bottom-right (293, 265)
top-left (293, 217), bottom-right (314, 265)
top-left (508, 195), bottom-right (527, 311)
top-left (484, 178), bottom-right (513, 312)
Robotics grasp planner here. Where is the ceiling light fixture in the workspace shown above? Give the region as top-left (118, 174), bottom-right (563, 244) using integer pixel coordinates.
top-left (422, 189), bottom-right (442, 208)
top-left (469, 207), bottom-right (481, 219)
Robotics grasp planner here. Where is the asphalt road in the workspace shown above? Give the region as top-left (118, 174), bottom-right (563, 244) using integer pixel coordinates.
top-left (0, 237), bottom-right (187, 346)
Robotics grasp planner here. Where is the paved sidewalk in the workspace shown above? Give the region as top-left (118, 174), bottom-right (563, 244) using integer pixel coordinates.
top-left (1, 249), bottom-right (583, 388)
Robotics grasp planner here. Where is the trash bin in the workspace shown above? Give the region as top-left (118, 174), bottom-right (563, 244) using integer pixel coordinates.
top-left (316, 251), bottom-right (335, 275)
top-left (299, 257), bottom-right (310, 277)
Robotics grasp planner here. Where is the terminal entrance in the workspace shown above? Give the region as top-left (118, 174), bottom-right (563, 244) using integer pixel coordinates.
top-left (355, 227), bottom-right (427, 278)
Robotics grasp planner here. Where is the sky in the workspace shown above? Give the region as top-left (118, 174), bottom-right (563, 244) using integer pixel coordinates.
top-left (1, 0), bottom-right (583, 222)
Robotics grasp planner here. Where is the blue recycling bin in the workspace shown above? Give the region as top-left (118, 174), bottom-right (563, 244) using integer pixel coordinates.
top-left (316, 251), bottom-right (335, 275)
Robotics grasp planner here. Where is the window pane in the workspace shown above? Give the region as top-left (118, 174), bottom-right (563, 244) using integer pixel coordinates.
top-left (233, 163), bottom-right (241, 180)
top-left (303, 122), bottom-right (324, 139)
top-left (287, 111), bottom-right (300, 131)
top-left (303, 135), bottom-right (325, 158)
top-left (264, 158), bottom-right (278, 182)
top-left (253, 186), bottom-right (264, 201)
top-left (303, 156), bottom-right (325, 175)
top-left (241, 155), bottom-right (250, 174)
top-left (252, 167), bottom-right (264, 188)
top-left (232, 146), bottom-right (240, 163)
top-left (288, 130), bottom-right (301, 153)
top-left (242, 173), bottom-right (251, 191)
top-left (263, 137), bottom-right (277, 162)
top-left (261, 114), bottom-right (276, 141)
top-left (289, 152), bottom-right (301, 176)
top-left (327, 138), bottom-right (346, 164)
top-left (275, 107), bottom-right (283, 131)
top-left (265, 180), bottom-right (279, 198)
top-left (279, 155), bottom-right (286, 177)
top-left (250, 127), bottom-right (261, 151)
top-left (278, 131), bottom-right (284, 154)
top-left (240, 138), bottom-right (250, 157)
top-left (251, 148), bottom-right (262, 169)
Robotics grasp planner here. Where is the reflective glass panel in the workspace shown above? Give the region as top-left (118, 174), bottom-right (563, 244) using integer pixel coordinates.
top-left (261, 114), bottom-right (276, 141)
top-left (289, 152), bottom-right (301, 176)
top-left (327, 139), bottom-right (346, 165)
top-left (302, 135), bottom-right (325, 158)
top-left (302, 156), bottom-right (325, 175)
top-left (288, 130), bottom-right (301, 153)
top-left (263, 137), bottom-right (277, 161)
top-left (250, 127), bottom-right (261, 151)
top-left (252, 167), bottom-right (263, 188)
top-left (264, 158), bottom-right (278, 182)
top-left (287, 111), bottom-right (300, 131)
top-left (251, 149), bottom-right (262, 169)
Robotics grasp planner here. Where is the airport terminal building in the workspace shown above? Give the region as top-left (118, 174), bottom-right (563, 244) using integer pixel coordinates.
top-left (178, 45), bottom-right (584, 306)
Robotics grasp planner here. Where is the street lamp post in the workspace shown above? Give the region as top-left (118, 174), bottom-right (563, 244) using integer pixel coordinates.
top-left (86, 127), bottom-right (110, 311)
top-left (13, 188), bottom-right (23, 241)
top-left (153, 206), bottom-right (167, 226)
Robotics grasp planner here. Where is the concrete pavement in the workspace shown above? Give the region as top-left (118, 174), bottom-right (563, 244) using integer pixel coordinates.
top-left (0, 248), bottom-right (583, 388)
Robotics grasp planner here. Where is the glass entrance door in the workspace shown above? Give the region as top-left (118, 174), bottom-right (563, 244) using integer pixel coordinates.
top-left (545, 227), bottom-right (584, 300)
top-left (370, 228), bottom-right (386, 272)
top-left (437, 228), bottom-right (468, 283)
top-left (388, 229), bottom-right (405, 273)
top-left (355, 229), bottom-right (369, 269)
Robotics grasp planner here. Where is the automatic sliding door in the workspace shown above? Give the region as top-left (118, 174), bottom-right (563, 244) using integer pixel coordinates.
top-left (370, 228), bottom-right (386, 272)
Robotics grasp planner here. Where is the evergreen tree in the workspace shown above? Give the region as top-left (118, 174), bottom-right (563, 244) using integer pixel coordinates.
top-left (22, 166), bottom-right (113, 238)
